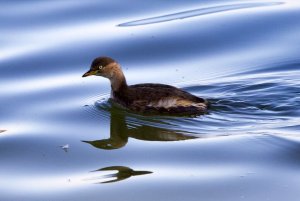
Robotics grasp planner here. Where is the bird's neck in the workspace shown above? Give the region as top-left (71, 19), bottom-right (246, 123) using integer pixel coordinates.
top-left (109, 65), bottom-right (127, 92)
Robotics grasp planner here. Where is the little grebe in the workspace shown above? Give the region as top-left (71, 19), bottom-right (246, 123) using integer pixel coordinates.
top-left (82, 57), bottom-right (209, 115)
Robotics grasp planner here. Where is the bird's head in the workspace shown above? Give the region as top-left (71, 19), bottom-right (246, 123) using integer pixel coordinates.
top-left (82, 56), bottom-right (119, 79)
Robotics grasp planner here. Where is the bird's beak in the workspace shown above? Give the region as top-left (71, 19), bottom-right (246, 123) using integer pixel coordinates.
top-left (82, 70), bottom-right (96, 77)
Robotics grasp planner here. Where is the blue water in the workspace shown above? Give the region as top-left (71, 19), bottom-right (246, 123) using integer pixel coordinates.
top-left (1, 0), bottom-right (300, 200)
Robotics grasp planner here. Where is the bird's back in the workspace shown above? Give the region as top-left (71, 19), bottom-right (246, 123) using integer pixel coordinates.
top-left (112, 83), bottom-right (208, 115)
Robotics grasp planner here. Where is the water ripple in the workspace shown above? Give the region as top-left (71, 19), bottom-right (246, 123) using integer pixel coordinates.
top-left (87, 64), bottom-right (300, 139)
top-left (118, 2), bottom-right (283, 26)
top-left (1, 0), bottom-right (300, 199)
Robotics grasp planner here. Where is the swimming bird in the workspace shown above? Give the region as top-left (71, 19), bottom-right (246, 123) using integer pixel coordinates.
top-left (82, 57), bottom-right (209, 115)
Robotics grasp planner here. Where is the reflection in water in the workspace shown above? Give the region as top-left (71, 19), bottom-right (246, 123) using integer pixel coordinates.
top-left (82, 108), bottom-right (197, 150)
top-left (118, 2), bottom-right (283, 26)
top-left (88, 166), bottom-right (152, 184)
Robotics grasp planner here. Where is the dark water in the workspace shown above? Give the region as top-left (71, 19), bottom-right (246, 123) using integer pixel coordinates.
top-left (1, 0), bottom-right (300, 200)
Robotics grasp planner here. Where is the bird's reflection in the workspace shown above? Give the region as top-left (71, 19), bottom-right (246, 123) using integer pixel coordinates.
top-left (82, 108), bottom-right (197, 150)
top-left (88, 166), bottom-right (152, 184)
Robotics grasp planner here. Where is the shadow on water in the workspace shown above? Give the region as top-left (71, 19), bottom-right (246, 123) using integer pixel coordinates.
top-left (82, 103), bottom-right (197, 150)
top-left (86, 166), bottom-right (152, 184)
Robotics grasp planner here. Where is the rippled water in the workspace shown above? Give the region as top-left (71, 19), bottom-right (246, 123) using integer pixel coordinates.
top-left (1, 0), bottom-right (300, 200)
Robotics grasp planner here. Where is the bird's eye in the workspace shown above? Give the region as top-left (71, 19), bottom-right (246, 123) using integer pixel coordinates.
top-left (98, 65), bottom-right (103, 70)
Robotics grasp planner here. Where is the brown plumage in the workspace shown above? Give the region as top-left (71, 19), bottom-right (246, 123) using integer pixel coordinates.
top-left (83, 56), bottom-right (209, 115)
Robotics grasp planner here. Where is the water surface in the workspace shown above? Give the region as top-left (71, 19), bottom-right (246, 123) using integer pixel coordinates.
top-left (1, 0), bottom-right (300, 201)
